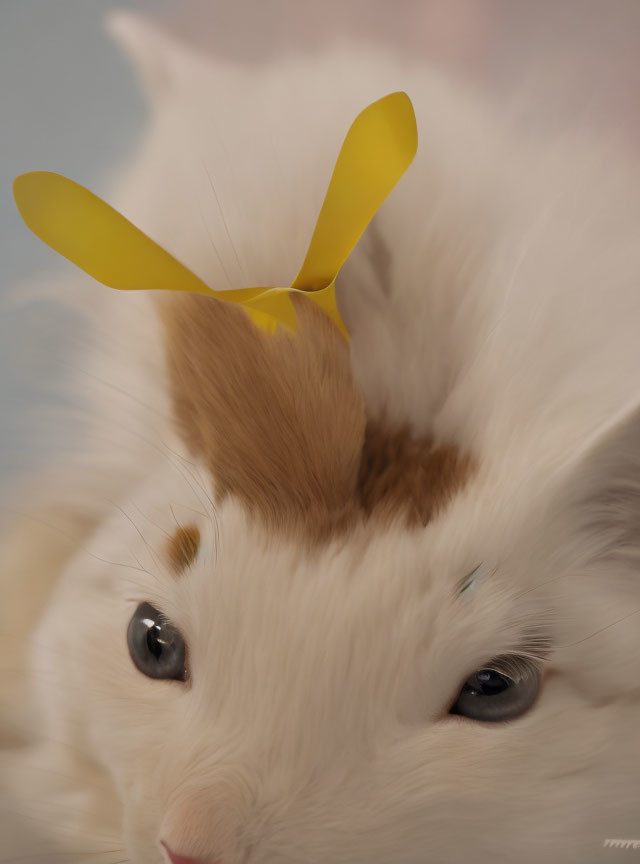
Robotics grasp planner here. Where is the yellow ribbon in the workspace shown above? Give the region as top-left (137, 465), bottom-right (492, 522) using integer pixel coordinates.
top-left (13, 91), bottom-right (417, 339)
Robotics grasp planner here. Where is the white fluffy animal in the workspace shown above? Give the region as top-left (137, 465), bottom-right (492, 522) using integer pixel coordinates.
top-left (2, 11), bottom-right (640, 864)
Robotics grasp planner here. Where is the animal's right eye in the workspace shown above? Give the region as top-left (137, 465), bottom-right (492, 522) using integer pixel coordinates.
top-left (449, 659), bottom-right (540, 722)
top-left (127, 602), bottom-right (187, 682)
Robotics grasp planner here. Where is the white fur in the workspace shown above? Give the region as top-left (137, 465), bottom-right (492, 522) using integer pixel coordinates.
top-left (2, 12), bottom-right (640, 864)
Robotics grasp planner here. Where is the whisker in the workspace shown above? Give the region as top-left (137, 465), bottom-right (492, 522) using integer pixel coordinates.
top-left (511, 571), bottom-right (571, 601)
top-left (130, 501), bottom-right (171, 539)
top-left (557, 605), bottom-right (640, 649)
top-left (197, 198), bottom-right (234, 289)
top-left (77, 369), bottom-right (169, 423)
top-left (169, 502), bottom-right (208, 520)
top-left (107, 501), bottom-right (163, 574)
top-left (202, 160), bottom-right (247, 282)
top-left (0, 507), bottom-right (148, 575)
top-left (89, 415), bottom-right (217, 517)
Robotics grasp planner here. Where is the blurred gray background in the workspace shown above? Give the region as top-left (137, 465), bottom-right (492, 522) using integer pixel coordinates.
top-left (0, 0), bottom-right (168, 487)
top-left (2, 0), bottom-right (640, 489)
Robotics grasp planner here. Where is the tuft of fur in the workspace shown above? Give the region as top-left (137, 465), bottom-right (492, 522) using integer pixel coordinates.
top-left (163, 290), bottom-right (474, 541)
top-left (167, 524), bottom-right (201, 573)
top-left (358, 422), bottom-right (475, 527)
top-left (162, 292), bottom-right (365, 543)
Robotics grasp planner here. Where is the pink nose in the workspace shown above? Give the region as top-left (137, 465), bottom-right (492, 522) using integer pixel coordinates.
top-left (162, 841), bottom-right (217, 864)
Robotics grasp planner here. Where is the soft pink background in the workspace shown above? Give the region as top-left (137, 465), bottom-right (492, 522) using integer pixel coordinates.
top-left (165, 0), bottom-right (640, 150)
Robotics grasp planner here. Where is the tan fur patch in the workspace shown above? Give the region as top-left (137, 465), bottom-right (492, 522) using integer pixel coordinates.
top-left (167, 525), bottom-right (201, 573)
top-left (358, 423), bottom-right (475, 527)
top-left (162, 293), bottom-right (366, 542)
top-left (161, 293), bottom-right (474, 541)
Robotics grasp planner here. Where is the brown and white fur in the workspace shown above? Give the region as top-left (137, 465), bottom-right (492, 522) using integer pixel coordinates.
top-left (2, 11), bottom-right (640, 864)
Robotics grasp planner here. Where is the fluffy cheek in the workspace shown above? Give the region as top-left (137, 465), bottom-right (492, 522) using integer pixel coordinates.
top-left (122, 794), bottom-right (167, 864)
top-left (30, 564), bottom-right (164, 775)
top-left (87, 659), bottom-right (175, 863)
top-left (29, 589), bottom-right (113, 751)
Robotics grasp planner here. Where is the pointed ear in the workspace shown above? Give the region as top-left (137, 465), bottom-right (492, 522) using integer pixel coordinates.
top-left (557, 397), bottom-right (640, 541)
top-left (105, 10), bottom-right (187, 100)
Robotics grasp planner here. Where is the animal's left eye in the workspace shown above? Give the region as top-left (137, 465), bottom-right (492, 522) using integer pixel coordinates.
top-left (449, 662), bottom-right (540, 722)
top-left (127, 602), bottom-right (187, 682)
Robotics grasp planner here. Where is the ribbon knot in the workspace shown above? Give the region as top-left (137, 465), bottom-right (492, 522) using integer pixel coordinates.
top-left (14, 91), bottom-right (417, 340)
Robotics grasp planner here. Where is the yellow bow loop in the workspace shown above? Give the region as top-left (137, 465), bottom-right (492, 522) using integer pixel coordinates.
top-left (14, 91), bottom-right (417, 340)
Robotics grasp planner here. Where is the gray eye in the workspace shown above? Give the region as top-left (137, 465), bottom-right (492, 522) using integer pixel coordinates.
top-left (449, 662), bottom-right (540, 722)
top-left (127, 602), bottom-right (187, 682)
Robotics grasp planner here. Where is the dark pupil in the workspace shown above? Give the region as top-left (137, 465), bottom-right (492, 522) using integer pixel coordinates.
top-left (146, 624), bottom-right (163, 660)
top-left (466, 669), bottom-right (511, 697)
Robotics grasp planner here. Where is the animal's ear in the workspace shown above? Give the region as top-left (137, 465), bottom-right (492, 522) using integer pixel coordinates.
top-left (106, 10), bottom-right (188, 100)
top-left (532, 397), bottom-right (640, 702)
top-left (555, 397), bottom-right (640, 543)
